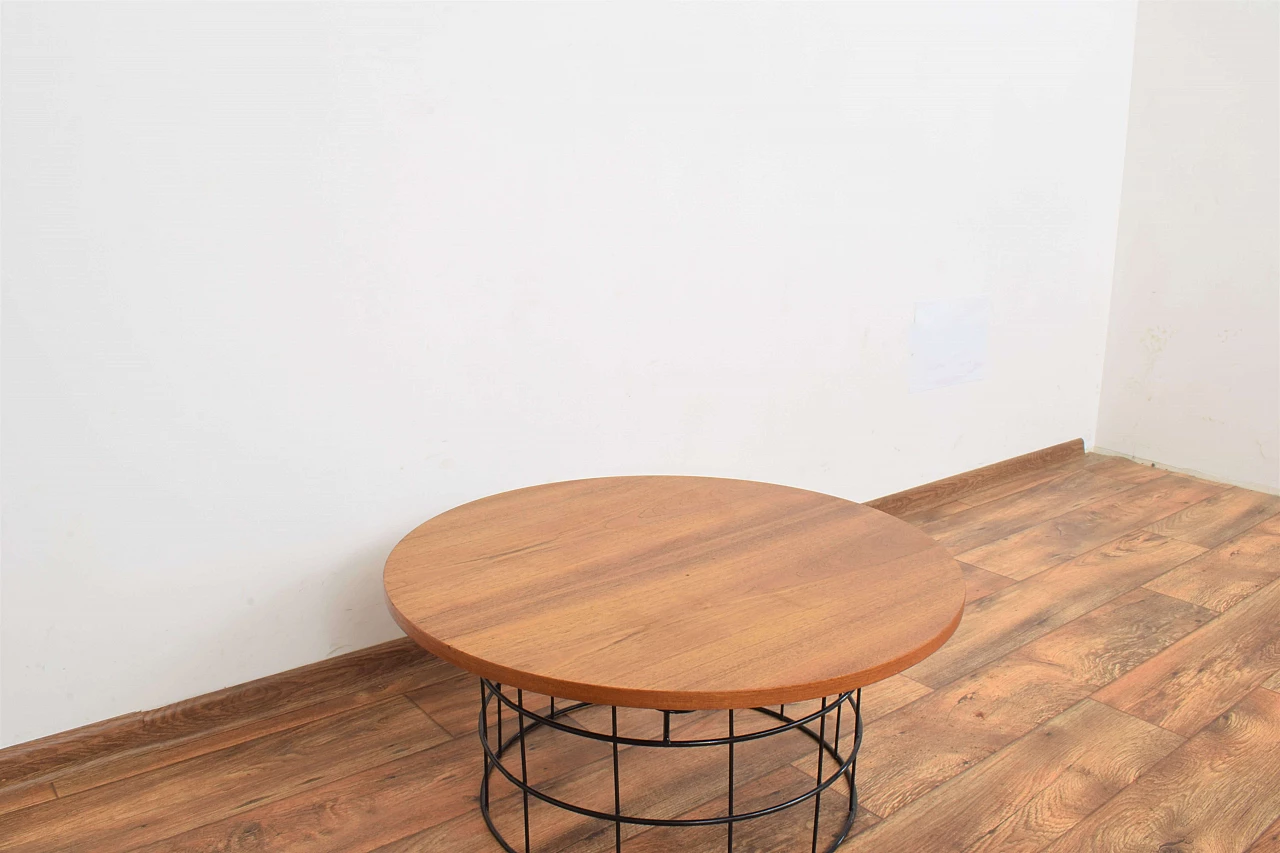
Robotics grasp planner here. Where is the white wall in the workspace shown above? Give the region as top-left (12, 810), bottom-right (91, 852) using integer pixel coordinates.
top-left (1, 2), bottom-right (1137, 745)
top-left (1096, 1), bottom-right (1280, 493)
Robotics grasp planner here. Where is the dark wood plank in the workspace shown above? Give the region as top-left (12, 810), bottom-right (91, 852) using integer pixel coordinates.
top-left (1094, 576), bottom-right (1280, 736)
top-left (959, 561), bottom-right (1016, 603)
top-left (1143, 487), bottom-right (1280, 548)
top-left (905, 533), bottom-right (1208, 688)
top-left (125, 737), bottom-right (478, 853)
top-left (0, 638), bottom-right (449, 790)
top-left (0, 697), bottom-right (450, 853)
top-left (920, 468), bottom-right (1136, 555)
top-left (866, 438), bottom-right (1084, 517)
top-left (834, 583), bottom-right (1208, 818)
top-left (1086, 454), bottom-right (1168, 483)
top-left (840, 699), bottom-right (1182, 853)
top-left (1042, 688), bottom-right (1280, 852)
top-left (0, 781), bottom-right (55, 817)
top-left (958, 474), bottom-right (1225, 580)
top-left (1145, 514), bottom-right (1280, 612)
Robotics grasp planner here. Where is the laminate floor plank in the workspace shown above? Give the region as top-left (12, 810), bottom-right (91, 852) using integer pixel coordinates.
top-left (839, 699), bottom-right (1182, 853)
top-left (906, 533), bottom-right (1208, 688)
top-left (898, 500), bottom-right (971, 525)
top-left (959, 562), bottom-right (1017, 603)
top-left (921, 469), bottom-right (1136, 556)
top-left (957, 455), bottom-right (1095, 507)
top-left (1250, 817), bottom-right (1280, 852)
top-left (0, 697), bottom-right (449, 853)
top-left (1094, 576), bottom-right (1280, 736)
top-left (0, 639), bottom-right (449, 791)
top-left (1041, 688), bottom-right (1280, 853)
top-left (958, 474), bottom-right (1225, 580)
top-left (0, 781), bottom-right (55, 818)
top-left (1145, 515), bottom-right (1280, 613)
top-left (1143, 487), bottom-right (1280, 549)
top-left (831, 582), bottom-right (1208, 819)
top-left (1085, 455), bottom-right (1168, 484)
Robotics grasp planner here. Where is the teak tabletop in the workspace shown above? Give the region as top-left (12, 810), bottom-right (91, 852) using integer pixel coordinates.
top-left (384, 476), bottom-right (965, 711)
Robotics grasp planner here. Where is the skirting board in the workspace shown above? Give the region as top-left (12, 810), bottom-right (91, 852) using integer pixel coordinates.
top-left (0, 437), bottom-right (1085, 785)
top-left (865, 438), bottom-right (1085, 517)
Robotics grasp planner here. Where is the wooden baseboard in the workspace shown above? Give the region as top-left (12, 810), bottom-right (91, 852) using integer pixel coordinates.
top-left (0, 638), bottom-right (437, 789)
top-left (0, 438), bottom-right (1084, 782)
top-left (866, 438), bottom-right (1085, 517)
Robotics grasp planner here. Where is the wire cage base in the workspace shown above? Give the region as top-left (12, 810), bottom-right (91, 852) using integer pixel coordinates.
top-left (477, 679), bottom-right (863, 853)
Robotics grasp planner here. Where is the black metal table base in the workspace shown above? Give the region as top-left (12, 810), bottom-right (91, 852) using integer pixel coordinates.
top-left (478, 679), bottom-right (863, 853)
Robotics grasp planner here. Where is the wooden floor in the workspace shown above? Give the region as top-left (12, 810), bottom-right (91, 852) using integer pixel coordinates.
top-left (3, 452), bottom-right (1280, 852)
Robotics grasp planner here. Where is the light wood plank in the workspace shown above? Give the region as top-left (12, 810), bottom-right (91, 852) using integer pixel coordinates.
top-left (898, 500), bottom-right (971, 525)
top-left (1095, 576), bottom-right (1280, 736)
top-left (1086, 454), bottom-right (1168, 483)
top-left (0, 697), bottom-right (450, 853)
top-left (960, 561), bottom-right (1016, 603)
top-left (1145, 515), bottom-right (1280, 612)
top-left (840, 699), bottom-right (1182, 853)
top-left (956, 455), bottom-right (1094, 507)
top-left (1267, 670), bottom-right (1280, 692)
top-left (906, 533), bottom-right (1208, 688)
top-left (1042, 688), bottom-right (1280, 853)
top-left (958, 474), bottom-right (1225, 580)
top-left (1250, 817), bottom-right (1280, 852)
top-left (921, 469), bottom-right (1136, 555)
top-left (1144, 487), bottom-right (1280, 548)
top-left (836, 583), bottom-right (1207, 818)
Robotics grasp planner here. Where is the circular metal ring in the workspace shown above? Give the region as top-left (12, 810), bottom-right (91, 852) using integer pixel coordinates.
top-left (477, 680), bottom-right (863, 853)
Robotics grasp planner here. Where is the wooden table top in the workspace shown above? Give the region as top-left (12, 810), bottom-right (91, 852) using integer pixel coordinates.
top-left (384, 476), bottom-right (965, 710)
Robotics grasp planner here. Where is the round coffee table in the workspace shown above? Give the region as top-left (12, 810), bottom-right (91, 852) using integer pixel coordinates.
top-left (384, 476), bottom-right (964, 852)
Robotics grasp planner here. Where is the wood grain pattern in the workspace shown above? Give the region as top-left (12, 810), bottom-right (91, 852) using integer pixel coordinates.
top-left (1251, 817), bottom-right (1280, 852)
top-left (0, 781), bottom-right (55, 817)
top-left (958, 474), bottom-right (1225, 580)
top-left (1143, 486), bottom-right (1280, 548)
top-left (1094, 575), bottom-right (1280, 736)
top-left (897, 500), bottom-right (972, 525)
top-left (1145, 514), bottom-right (1280, 612)
top-left (1042, 688), bottom-right (1280, 853)
top-left (920, 468), bottom-right (1136, 556)
top-left (385, 476), bottom-right (965, 709)
top-left (842, 583), bottom-right (1208, 818)
top-left (840, 699), bottom-right (1182, 853)
top-left (958, 561), bottom-right (1016, 603)
top-left (0, 698), bottom-right (449, 853)
top-left (0, 638), bottom-right (449, 791)
top-left (952, 454), bottom-right (1094, 507)
top-left (905, 532), bottom-right (1207, 688)
top-left (1267, 669), bottom-right (1280, 692)
top-left (865, 438), bottom-right (1084, 517)
top-left (1085, 454), bottom-right (1168, 483)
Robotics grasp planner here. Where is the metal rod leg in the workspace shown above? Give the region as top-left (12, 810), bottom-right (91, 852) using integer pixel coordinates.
top-left (480, 680), bottom-right (490, 808)
top-left (811, 696), bottom-right (829, 853)
top-left (518, 689), bottom-right (531, 853)
top-left (727, 709), bottom-right (735, 852)
top-left (612, 706), bottom-right (622, 852)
